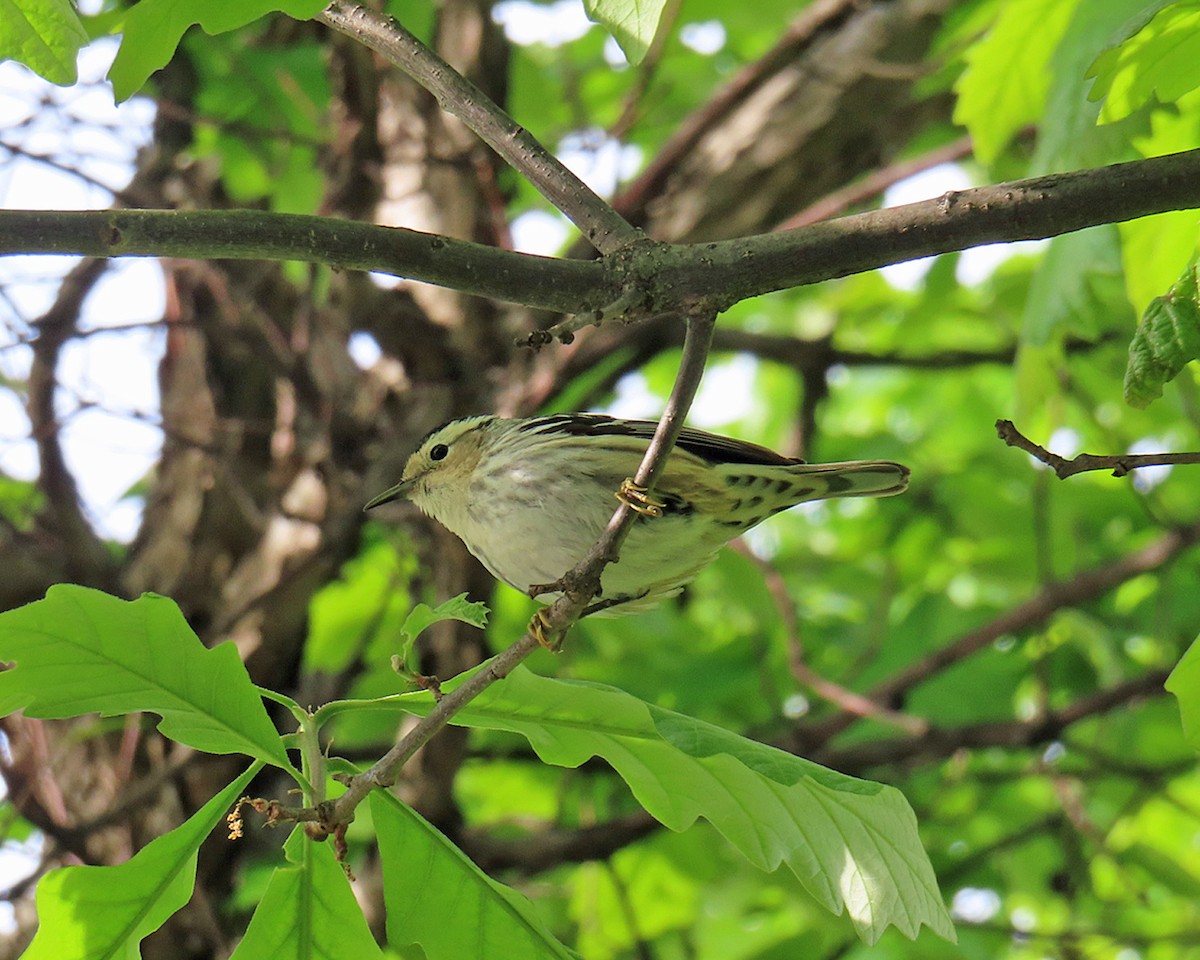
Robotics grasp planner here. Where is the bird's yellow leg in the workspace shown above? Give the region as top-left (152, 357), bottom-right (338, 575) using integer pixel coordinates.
top-left (616, 478), bottom-right (665, 517)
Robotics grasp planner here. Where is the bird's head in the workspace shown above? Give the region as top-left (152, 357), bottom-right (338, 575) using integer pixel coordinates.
top-left (364, 416), bottom-right (495, 513)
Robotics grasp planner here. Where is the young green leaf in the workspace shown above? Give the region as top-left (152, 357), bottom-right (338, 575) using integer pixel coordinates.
top-left (1124, 257), bottom-right (1200, 407)
top-left (0, 585), bottom-right (291, 769)
top-left (107, 0), bottom-right (328, 102)
top-left (582, 0), bottom-right (668, 65)
top-left (383, 666), bottom-right (955, 945)
top-left (952, 0), bottom-right (1079, 163)
top-left (370, 792), bottom-right (576, 959)
top-left (0, 0), bottom-right (89, 86)
top-left (1166, 636), bottom-right (1200, 751)
top-left (1087, 1), bottom-right (1200, 122)
top-left (230, 828), bottom-right (383, 960)
top-left (397, 593), bottom-right (489, 665)
top-left (22, 764), bottom-right (260, 960)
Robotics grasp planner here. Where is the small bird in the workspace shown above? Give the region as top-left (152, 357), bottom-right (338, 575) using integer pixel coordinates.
top-left (366, 414), bottom-right (909, 627)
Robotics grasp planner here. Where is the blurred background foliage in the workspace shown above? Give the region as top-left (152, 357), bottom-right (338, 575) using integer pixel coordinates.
top-left (3, 0), bottom-right (1200, 957)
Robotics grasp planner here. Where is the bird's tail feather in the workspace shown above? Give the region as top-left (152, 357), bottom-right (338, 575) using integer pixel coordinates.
top-left (784, 460), bottom-right (910, 501)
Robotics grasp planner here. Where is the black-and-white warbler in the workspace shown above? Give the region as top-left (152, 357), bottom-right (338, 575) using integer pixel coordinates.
top-left (366, 414), bottom-right (909, 620)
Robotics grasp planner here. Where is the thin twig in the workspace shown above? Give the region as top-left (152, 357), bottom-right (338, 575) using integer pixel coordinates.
top-left (777, 133), bottom-right (978, 230)
top-left (997, 419), bottom-right (1200, 478)
top-left (731, 541), bottom-right (929, 736)
top-left (607, 0), bottom-right (683, 141)
top-left (799, 521), bottom-right (1200, 747)
top-left (819, 670), bottom-right (1171, 772)
top-left (316, 1), bottom-right (644, 255)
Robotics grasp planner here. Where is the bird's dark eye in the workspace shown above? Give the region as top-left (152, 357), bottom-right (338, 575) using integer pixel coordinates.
top-left (429, 443), bottom-right (449, 462)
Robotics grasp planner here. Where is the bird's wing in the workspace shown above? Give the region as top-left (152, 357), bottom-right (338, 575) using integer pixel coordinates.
top-left (517, 413), bottom-right (798, 466)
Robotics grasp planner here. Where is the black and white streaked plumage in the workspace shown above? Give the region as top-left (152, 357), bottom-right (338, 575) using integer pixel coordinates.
top-left (366, 414), bottom-right (909, 615)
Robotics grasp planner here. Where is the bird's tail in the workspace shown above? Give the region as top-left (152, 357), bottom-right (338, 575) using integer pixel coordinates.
top-left (783, 460), bottom-right (910, 502)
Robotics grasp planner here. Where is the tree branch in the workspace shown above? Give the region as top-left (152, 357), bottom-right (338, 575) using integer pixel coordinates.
top-left (819, 669), bottom-right (1171, 772)
top-left (463, 810), bottom-right (658, 874)
top-left (730, 540), bottom-right (929, 736)
top-left (316, 1), bottom-right (644, 255)
top-left (7, 150), bottom-right (1200, 319)
top-left (695, 148), bottom-right (1200, 304)
top-left (26, 258), bottom-right (119, 587)
top-left (997, 419), bottom-right (1200, 478)
top-left (0, 209), bottom-right (613, 314)
top-left (776, 132), bottom-right (979, 230)
top-left (797, 519), bottom-right (1200, 747)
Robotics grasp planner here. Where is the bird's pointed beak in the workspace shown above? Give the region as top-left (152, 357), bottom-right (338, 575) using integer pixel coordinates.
top-left (363, 479), bottom-right (415, 511)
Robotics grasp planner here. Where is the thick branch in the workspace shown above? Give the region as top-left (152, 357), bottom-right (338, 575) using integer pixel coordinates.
top-left (0, 209), bottom-right (610, 313)
top-left (997, 419), bottom-right (1200, 478)
top-left (316, 1), bottom-right (643, 255)
top-left (7, 150), bottom-right (1200, 316)
top-left (684, 148), bottom-right (1200, 303)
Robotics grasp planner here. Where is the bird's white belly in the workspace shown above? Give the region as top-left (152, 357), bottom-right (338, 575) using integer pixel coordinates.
top-left (450, 467), bottom-right (719, 607)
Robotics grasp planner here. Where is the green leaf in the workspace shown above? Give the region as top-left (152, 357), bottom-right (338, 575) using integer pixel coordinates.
top-left (1088, 0), bottom-right (1200, 122)
top-left (107, 0), bottom-right (328, 102)
top-left (370, 792), bottom-right (576, 959)
top-left (0, 585), bottom-right (291, 769)
top-left (1119, 211), bottom-right (1200, 314)
top-left (582, 0), bottom-right (668, 65)
top-left (1166, 636), bottom-right (1200, 750)
top-left (1029, 0), bottom-right (1156, 173)
top-left (230, 829), bottom-right (383, 960)
top-left (952, 0), bottom-right (1081, 163)
top-left (1123, 256), bottom-right (1200, 407)
top-left (386, 666), bottom-right (955, 945)
top-left (22, 764), bottom-right (260, 960)
top-left (1022, 228), bottom-right (1125, 345)
top-left (398, 593), bottom-right (489, 658)
top-left (0, 0), bottom-right (89, 85)
top-left (305, 537), bottom-right (415, 674)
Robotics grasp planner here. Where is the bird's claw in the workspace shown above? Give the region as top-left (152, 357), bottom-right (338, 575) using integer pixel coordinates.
top-left (616, 478), bottom-right (664, 517)
top-left (529, 608), bottom-right (562, 651)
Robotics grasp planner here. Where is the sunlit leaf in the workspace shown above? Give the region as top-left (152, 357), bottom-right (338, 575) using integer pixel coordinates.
top-left (582, 0), bottom-right (668, 65)
top-left (381, 666), bottom-right (956, 945)
top-left (1166, 636), bottom-right (1200, 750)
top-left (0, 0), bottom-right (88, 85)
top-left (229, 829), bottom-right (383, 960)
top-left (108, 0), bottom-right (328, 101)
top-left (1088, 0), bottom-right (1200, 122)
top-left (22, 766), bottom-right (259, 960)
top-left (0, 585), bottom-right (290, 769)
top-left (953, 0), bottom-right (1080, 163)
top-left (399, 592), bottom-right (488, 656)
top-left (1030, 0), bottom-right (1157, 172)
top-left (371, 792), bottom-right (575, 959)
